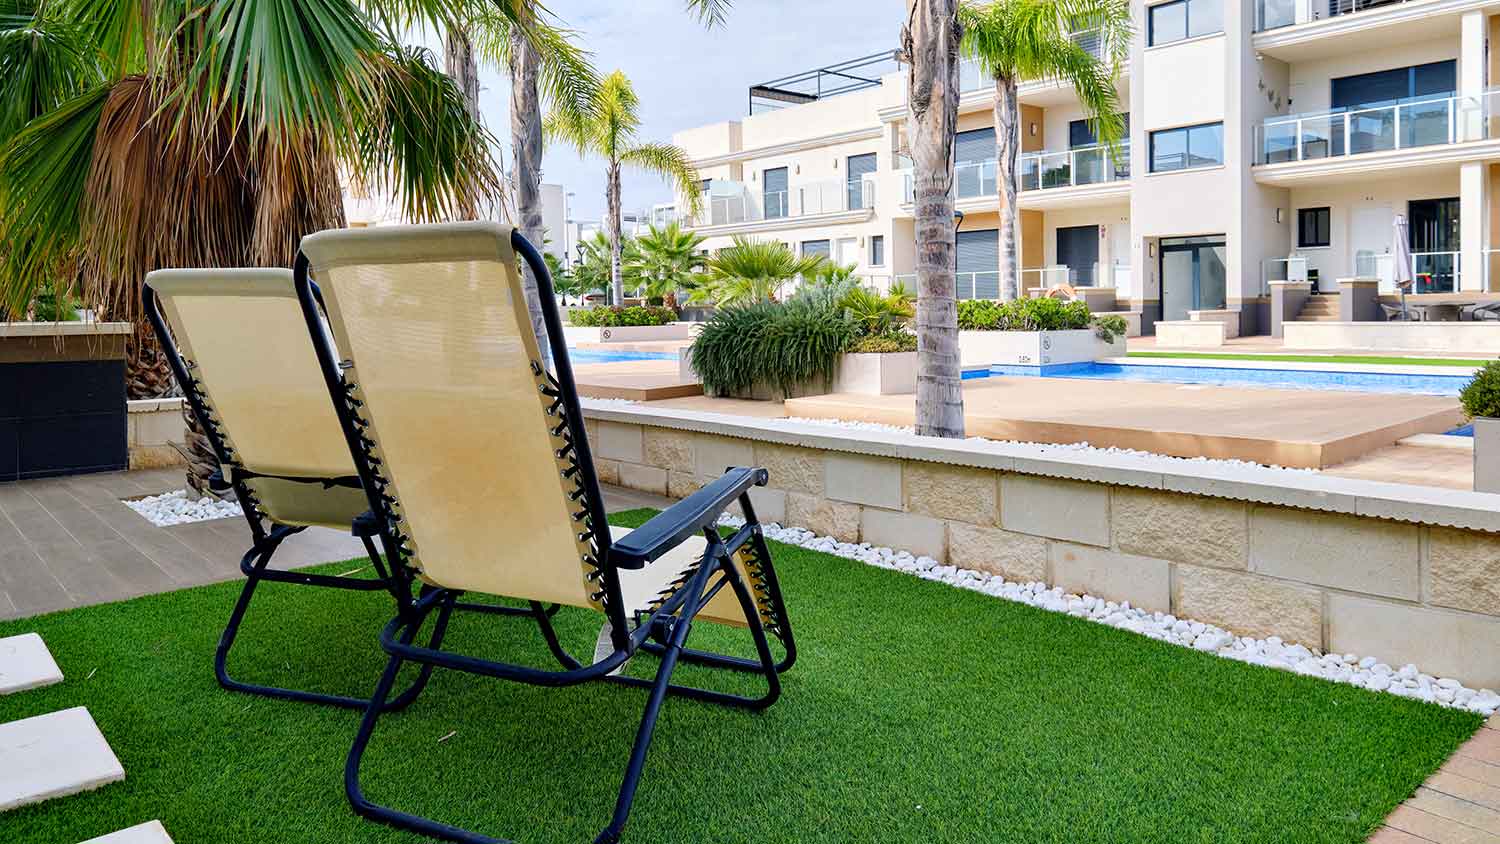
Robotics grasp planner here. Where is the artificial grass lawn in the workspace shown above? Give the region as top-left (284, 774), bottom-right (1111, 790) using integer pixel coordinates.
top-left (0, 509), bottom-right (1482, 844)
top-left (1127, 350), bottom-right (1490, 368)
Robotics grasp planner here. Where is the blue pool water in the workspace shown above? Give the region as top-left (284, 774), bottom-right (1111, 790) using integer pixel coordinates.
top-left (568, 349), bottom-right (677, 364)
top-left (971, 361), bottom-right (1472, 397)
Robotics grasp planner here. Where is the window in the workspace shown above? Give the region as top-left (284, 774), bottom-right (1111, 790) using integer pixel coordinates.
top-left (1297, 208), bottom-right (1330, 248)
top-left (846, 153), bottom-right (877, 210)
top-left (870, 235), bottom-right (885, 266)
top-left (801, 240), bottom-right (831, 260)
top-left (1331, 61), bottom-right (1455, 110)
top-left (1069, 115), bottom-right (1130, 148)
top-left (1148, 0), bottom-right (1221, 46)
top-left (1150, 122), bottom-right (1223, 172)
top-left (763, 167), bottom-right (788, 218)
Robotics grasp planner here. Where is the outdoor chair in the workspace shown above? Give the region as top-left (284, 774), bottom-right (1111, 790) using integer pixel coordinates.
top-left (293, 222), bottom-right (796, 844)
top-left (143, 269), bottom-right (521, 711)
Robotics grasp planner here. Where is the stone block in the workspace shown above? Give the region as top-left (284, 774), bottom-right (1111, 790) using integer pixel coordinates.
top-left (735, 486), bottom-right (787, 526)
top-left (0, 707), bottom-right (124, 811)
top-left (83, 821), bottom-right (174, 844)
top-left (594, 459), bottom-right (620, 486)
top-left (1427, 527), bottom-right (1500, 616)
top-left (947, 523), bottom-right (1047, 583)
top-left (1000, 474), bottom-right (1109, 547)
top-left (786, 493), bottom-right (861, 542)
top-left (1113, 488), bottom-right (1246, 569)
top-left (695, 434), bottom-right (755, 478)
top-left (1050, 543), bottom-right (1171, 613)
top-left (860, 508), bottom-right (946, 561)
top-left (1329, 594), bottom-right (1500, 689)
top-left (643, 428), bottom-right (695, 473)
top-left (753, 443), bottom-right (825, 496)
top-left (1250, 507), bottom-right (1419, 600)
top-left (595, 422), bottom-right (643, 463)
top-left (617, 462), bottom-right (667, 496)
top-left (824, 453), bottom-right (902, 509)
top-left (0, 633), bottom-right (63, 694)
top-left (904, 462), bottom-right (998, 525)
top-left (1174, 565), bottom-right (1323, 648)
top-left (667, 471), bottom-right (703, 500)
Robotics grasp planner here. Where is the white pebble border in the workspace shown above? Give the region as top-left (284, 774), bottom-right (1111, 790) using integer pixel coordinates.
top-left (718, 513), bottom-right (1500, 717)
top-left (782, 416), bottom-right (1318, 475)
top-left (124, 489), bottom-right (243, 527)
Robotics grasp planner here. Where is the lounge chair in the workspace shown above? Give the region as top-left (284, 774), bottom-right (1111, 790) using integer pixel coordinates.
top-left (143, 269), bottom-right (521, 710)
top-left (1464, 302), bottom-right (1500, 321)
top-left (293, 222), bottom-right (796, 844)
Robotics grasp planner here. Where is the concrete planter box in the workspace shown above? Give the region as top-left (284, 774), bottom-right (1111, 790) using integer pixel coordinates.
top-left (1156, 320), bottom-right (1228, 348)
top-left (1283, 321), bottom-right (1500, 354)
top-left (128, 398), bottom-right (187, 470)
top-left (561, 322), bottom-right (699, 345)
top-left (1475, 417), bottom-right (1500, 494)
top-left (958, 329), bottom-right (1123, 368)
top-left (832, 352), bottom-right (917, 395)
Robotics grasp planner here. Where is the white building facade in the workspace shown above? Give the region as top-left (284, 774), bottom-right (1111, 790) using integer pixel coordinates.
top-left (667, 0), bottom-right (1500, 336)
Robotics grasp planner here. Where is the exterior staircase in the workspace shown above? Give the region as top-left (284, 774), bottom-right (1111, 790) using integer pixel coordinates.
top-left (1295, 293), bottom-right (1341, 321)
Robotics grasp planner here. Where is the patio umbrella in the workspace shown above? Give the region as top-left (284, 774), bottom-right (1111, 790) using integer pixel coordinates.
top-left (1392, 214), bottom-right (1415, 320)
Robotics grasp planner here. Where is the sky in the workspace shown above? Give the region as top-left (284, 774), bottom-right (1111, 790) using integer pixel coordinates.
top-left (472, 0), bottom-right (908, 223)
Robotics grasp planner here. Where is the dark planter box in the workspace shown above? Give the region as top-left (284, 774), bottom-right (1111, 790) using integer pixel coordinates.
top-left (1, 323), bottom-right (131, 481)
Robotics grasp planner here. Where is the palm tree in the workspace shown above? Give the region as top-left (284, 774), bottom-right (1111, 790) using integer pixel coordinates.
top-left (959, 0), bottom-right (1130, 301)
top-left (629, 222), bottom-right (704, 308)
top-left (0, 1), bottom-right (505, 491)
top-left (546, 70), bottom-right (703, 307)
top-left (903, 0), bottom-right (966, 439)
top-left (573, 230), bottom-right (641, 303)
top-left (696, 237), bottom-right (826, 307)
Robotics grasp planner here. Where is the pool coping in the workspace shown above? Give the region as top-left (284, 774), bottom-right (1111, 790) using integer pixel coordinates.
top-left (580, 398), bottom-right (1500, 533)
top-left (1099, 356), bottom-right (1480, 378)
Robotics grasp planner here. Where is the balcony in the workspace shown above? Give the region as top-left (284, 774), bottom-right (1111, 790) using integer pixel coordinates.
top-left (899, 158), bottom-right (999, 205)
top-left (1256, 0), bottom-right (1422, 33)
top-left (1020, 142), bottom-right (1131, 192)
top-left (1254, 90), bottom-right (1500, 180)
top-left (685, 178), bottom-right (877, 230)
top-left (959, 29), bottom-right (1116, 100)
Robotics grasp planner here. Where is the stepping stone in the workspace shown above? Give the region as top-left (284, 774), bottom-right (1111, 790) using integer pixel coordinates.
top-left (0, 633), bottom-right (64, 695)
top-left (82, 821), bottom-right (173, 843)
top-left (0, 707), bottom-right (124, 811)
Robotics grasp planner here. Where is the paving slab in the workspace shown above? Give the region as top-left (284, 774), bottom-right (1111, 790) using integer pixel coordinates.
top-left (81, 820), bottom-right (173, 843)
top-left (0, 706), bottom-right (124, 811)
top-left (0, 632), bottom-right (63, 694)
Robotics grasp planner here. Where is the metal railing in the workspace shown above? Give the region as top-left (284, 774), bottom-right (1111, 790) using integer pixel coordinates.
top-left (1020, 141), bottom-right (1131, 191)
top-left (894, 271), bottom-right (1006, 299)
top-left (684, 178), bottom-right (875, 227)
top-left (1257, 90), bottom-right (1500, 165)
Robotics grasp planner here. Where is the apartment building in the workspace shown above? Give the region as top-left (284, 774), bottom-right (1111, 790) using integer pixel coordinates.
top-left (665, 0), bottom-right (1500, 336)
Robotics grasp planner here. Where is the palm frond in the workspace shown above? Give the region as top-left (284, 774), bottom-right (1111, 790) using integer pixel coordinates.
top-left (620, 141), bottom-right (702, 217)
top-left (0, 6), bottom-right (104, 145)
top-left (0, 82), bottom-right (106, 311)
top-left (683, 0), bottom-right (732, 29)
top-left (350, 44), bottom-right (502, 223)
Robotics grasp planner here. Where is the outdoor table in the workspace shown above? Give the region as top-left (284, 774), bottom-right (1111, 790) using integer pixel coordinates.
top-left (1412, 302), bottom-right (1468, 321)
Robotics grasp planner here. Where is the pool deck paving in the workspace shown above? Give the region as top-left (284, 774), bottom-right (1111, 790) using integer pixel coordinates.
top-left (573, 359), bottom-right (702, 401)
top-left (783, 376), bottom-right (1463, 469)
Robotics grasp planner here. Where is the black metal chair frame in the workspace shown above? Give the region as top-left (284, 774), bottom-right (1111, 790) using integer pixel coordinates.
top-left (143, 280), bottom-right (538, 712)
top-left (292, 228), bottom-right (797, 844)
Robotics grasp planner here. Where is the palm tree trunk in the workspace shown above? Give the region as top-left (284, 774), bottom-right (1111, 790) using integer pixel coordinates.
top-left (505, 28), bottom-right (552, 362)
top-left (606, 161), bottom-right (624, 305)
top-left (995, 73), bottom-right (1021, 301)
top-left (904, 0), bottom-right (964, 439)
top-left (446, 28), bottom-right (480, 222)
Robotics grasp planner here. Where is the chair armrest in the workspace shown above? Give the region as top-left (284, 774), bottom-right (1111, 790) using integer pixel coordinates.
top-left (607, 466), bottom-right (768, 569)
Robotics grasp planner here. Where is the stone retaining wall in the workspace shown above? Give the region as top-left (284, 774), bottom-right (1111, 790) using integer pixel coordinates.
top-left (581, 404), bottom-right (1500, 687)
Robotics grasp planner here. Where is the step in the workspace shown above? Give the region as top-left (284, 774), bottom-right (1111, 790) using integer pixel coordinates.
top-left (1295, 315), bottom-right (1342, 321)
top-left (0, 633), bottom-right (63, 694)
top-left (82, 821), bottom-right (173, 843)
top-left (0, 707), bottom-right (124, 811)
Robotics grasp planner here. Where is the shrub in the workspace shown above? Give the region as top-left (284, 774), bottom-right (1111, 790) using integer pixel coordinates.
top-left (955, 297), bottom-right (1096, 332)
top-left (849, 332), bottom-right (917, 354)
top-left (1461, 361), bottom-right (1500, 419)
top-left (567, 305), bottom-right (676, 327)
top-left (1093, 315), bottom-right (1128, 343)
top-left (689, 300), bottom-right (858, 396)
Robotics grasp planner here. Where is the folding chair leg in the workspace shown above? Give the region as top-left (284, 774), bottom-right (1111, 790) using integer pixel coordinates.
top-left (216, 535), bottom-right (439, 712)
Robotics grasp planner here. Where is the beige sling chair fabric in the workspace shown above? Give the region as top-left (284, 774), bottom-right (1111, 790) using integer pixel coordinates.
top-left (299, 222), bottom-right (752, 623)
top-left (144, 269), bottom-right (368, 530)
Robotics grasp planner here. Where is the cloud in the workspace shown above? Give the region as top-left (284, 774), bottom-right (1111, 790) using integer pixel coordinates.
top-left (476, 0), bottom-right (905, 222)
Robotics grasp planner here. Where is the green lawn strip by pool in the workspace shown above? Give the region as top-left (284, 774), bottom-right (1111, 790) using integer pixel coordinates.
top-left (0, 508), bottom-right (1479, 843)
top-left (1127, 351), bottom-right (1490, 368)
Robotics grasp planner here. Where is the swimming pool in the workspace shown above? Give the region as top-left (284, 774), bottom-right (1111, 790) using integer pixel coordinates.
top-left (568, 348), bottom-right (678, 365)
top-left (974, 361), bottom-right (1473, 396)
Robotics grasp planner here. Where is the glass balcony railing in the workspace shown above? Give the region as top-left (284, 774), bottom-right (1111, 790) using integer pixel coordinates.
top-left (1019, 142), bottom-right (1131, 191)
top-left (900, 158), bottom-right (999, 203)
top-left (683, 178), bottom-right (876, 228)
top-left (959, 29), bottom-right (1111, 93)
top-left (1259, 0), bottom-right (1434, 33)
top-left (1256, 91), bottom-right (1500, 165)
